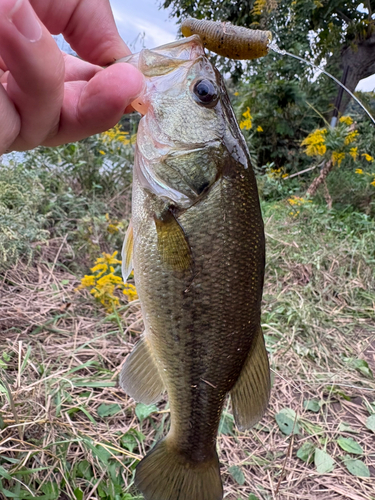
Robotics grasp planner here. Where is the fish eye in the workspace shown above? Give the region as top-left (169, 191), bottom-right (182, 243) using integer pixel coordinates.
top-left (192, 79), bottom-right (218, 107)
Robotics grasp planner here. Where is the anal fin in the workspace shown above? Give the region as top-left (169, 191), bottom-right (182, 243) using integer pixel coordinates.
top-left (120, 335), bottom-right (165, 405)
top-left (231, 327), bottom-right (270, 431)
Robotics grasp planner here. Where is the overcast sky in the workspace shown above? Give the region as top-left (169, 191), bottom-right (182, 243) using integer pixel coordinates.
top-left (109, 0), bottom-right (178, 51)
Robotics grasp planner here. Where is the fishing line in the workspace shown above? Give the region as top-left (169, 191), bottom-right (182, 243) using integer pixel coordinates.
top-left (269, 42), bottom-right (375, 126)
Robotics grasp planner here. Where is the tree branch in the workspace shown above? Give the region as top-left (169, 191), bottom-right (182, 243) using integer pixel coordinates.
top-left (364, 0), bottom-right (373, 19)
top-left (336, 10), bottom-right (352, 24)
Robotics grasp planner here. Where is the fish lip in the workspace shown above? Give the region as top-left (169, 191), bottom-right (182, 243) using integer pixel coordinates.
top-left (115, 36), bottom-right (208, 115)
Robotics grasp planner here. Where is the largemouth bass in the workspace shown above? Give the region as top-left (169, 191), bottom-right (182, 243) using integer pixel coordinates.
top-left (118, 35), bottom-right (270, 500)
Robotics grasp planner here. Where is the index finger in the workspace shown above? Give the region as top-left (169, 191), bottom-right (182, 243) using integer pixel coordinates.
top-left (30, 0), bottom-right (131, 65)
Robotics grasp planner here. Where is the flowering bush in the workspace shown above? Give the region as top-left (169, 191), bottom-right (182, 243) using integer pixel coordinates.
top-left (77, 251), bottom-right (137, 313)
top-left (301, 116), bottom-right (371, 168)
top-left (239, 107), bottom-right (253, 130)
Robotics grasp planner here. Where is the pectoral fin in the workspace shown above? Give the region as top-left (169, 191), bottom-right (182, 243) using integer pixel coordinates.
top-left (154, 210), bottom-right (193, 272)
top-left (120, 334), bottom-right (165, 405)
top-left (230, 327), bottom-right (270, 431)
top-left (121, 220), bottom-right (134, 282)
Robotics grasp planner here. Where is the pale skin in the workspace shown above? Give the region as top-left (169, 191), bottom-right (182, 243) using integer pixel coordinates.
top-left (0, 0), bottom-right (144, 155)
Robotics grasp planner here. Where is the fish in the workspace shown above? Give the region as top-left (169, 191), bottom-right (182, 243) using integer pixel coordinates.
top-left (117, 35), bottom-right (270, 500)
top-left (181, 17), bottom-right (272, 60)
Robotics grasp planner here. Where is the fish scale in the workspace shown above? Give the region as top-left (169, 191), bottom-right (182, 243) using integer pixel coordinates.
top-left (119, 35), bottom-right (270, 500)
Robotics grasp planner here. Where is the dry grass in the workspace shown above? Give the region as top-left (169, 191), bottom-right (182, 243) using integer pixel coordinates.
top-left (0, 204), bottom-right (374, 500)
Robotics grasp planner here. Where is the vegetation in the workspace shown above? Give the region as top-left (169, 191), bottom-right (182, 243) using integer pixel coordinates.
top-left (1, 115), bottom-right (374, 498)
top-left (1, 2), bottom-right (375, 497)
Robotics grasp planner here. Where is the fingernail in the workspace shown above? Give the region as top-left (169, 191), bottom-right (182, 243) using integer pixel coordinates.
top-left (7, 0), bottom-right (42, 42)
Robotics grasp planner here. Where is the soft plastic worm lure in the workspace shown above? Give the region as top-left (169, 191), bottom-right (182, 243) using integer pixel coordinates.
top-left (181, 18), bottom-right (272, 60)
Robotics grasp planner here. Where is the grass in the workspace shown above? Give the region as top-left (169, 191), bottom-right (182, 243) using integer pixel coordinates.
top-left (1, 183), bottom-right (374, 500)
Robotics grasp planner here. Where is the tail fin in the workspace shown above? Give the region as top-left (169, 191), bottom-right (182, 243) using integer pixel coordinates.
top-left (135, 439), bottom-right (223, 500)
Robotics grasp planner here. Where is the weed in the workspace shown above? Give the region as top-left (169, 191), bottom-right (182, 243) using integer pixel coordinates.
top-left (1, 198), bottom-right (374, 500)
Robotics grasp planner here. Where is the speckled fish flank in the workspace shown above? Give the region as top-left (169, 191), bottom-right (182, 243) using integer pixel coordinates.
top-left (118, 35), bottom-right (270, 500)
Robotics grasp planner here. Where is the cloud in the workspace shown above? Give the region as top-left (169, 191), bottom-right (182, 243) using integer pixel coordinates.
top-left (110, 0), bottom-right (177, 51)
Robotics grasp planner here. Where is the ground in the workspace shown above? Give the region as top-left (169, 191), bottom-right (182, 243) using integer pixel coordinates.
top-left (0, 202), bottom-right (374, 500)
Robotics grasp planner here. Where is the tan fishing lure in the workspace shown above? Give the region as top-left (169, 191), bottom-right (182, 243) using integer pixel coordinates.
top-left (181, 17), bottom-right (272, 60)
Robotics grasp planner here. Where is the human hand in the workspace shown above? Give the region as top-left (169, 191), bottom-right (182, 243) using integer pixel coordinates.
top-left (0, 0), bottom-right (144, 154)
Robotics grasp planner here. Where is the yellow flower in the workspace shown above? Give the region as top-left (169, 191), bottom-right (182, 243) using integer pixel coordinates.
top-left (77, 251), bottom-right (133, 313)
top-left (96, 273), bottom-right (123, 287)
top-left (123, 283), bottom-right (138, 302)
top-left (233, 92), bottom-right (239, 96)
top-left (301, 128), bottom-right (327, 157)
top-left (344, 130), bottom-right (358, 145)
top-left (107, 224), bottom-right (119, 234)
top-left (362, 153), bottom-right (374, 162)
top-left (287, 195), bottom-right (311, 207)
top-left (252, 0), bottom-right (267, 16)
top-left (349, 147), bottom-right (358, 161)
top-left (90, 262), bottom-right (108, 277)
top-left (256, 126), bottom-right (263, 132)
top-left (371, 179), bottom-right (375, 187)
top-left (80, 275), bottom-right (96, 287)
top-left (239, 107), bottom-right (252, 130)
top-left (355, 168), bottom-right (363, 174)
top-left (94, 251), bottom-right (122, 266)
top-left (332, 151), bottom-right (345, 166)
top-left (100, 124), bottom-right (136, 147)
top-left (339, 116), bottom-right (353, 126)
top-left (99, 150), bottom-right (105, 155)
top-left (315, 144), bottom-right (327, 156)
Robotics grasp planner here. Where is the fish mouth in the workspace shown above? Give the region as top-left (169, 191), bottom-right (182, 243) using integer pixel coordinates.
top-left (130, 88), bottom-right (149, 116)
top-left (116, 35), bottom-right (206, 115)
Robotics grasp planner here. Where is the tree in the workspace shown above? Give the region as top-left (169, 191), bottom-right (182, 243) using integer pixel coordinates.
top-left (163, 0), bottom-right (375, 115)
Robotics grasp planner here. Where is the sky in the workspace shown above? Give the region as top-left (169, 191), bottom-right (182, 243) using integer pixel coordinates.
top-left (109, 0), bottom-right (178, 52)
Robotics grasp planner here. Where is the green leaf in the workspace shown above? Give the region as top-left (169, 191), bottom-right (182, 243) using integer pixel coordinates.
top-left (314, 449), bottom-right (335, 473)
top-left (72, 379), bottom-right (116, 388)
top-left (135, 403), bottom-right (158, 423)
top-left (84, 439), bottom-right (112, 466)
top-left (219, 411), bottom-right (234, 436)
top-left (343, 458), bottom-right (370, 478)
top-left (352, 359), bottom-right (373, 379)
top-left (248, 495), bottom-right (260, 500)
top-left (74, 488), bottom-right (84, 500)
top-left (303, 399), bottom-right (320, 412)
top-left (344, 358), bottom-right (373, 379)
top-left (228, 465), bottom-right (245, 485)
top-left (365, 414), bottom-right (375, 433)
top-left (75, 460), bottom-right (93, 480)
top-left (296, 442), bottom-right (315, 463)
top-left (121, 428), bottom-right (145, 453)
top-left (40, 481), bottom-right (59, 500)
top-left (67, 406), bottom-right (96, 424)
top-left (2, 352), bottom-right (11, 362)
top-left (61, 279), bottom-right (70, 285)
top-left (337, 437), bottom-right (363, 455)
top-left (275, 408), bottom-right (300, 435)
top-left (93, 444), bottom-right (112, 465)
top-left (0, 465), bottom-right (13, 480)
top-left (97, 403), bottom-right (122, 418)
top-left (338, 422), bottom-right (358, 433)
